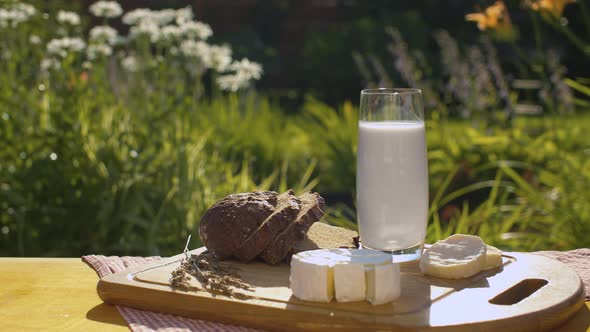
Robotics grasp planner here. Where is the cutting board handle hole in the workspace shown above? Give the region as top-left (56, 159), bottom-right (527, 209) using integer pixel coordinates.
top-left (489, 278), bottom-right (548, 305)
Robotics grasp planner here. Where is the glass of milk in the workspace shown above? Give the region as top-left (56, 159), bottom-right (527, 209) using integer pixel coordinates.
top-left (357, 88), bottom-right (428, 262)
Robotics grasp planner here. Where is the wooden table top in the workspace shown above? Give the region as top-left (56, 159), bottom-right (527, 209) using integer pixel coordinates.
top-left (0, 257), bottom-right (588, 331)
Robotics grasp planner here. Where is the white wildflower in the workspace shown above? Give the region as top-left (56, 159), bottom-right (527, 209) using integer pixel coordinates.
top-left (180, 39), bottom-right (209, 59)
top-left (217, 58), bottom-right (263, 91)
top-left (82, 61), bottom-right (92, 69)
top-left (29, 34), bottom-right (41, 44)
top-left (122, 8), bottom-right (176, 27)
top-left (129, 20), bottom-right (161, 43)
top-left (87, 43), bottom-right (112, 60)
top-left (47, 37), bottom-right (86, 58)
top-left (229, 58), bottom-right (263, 80)
top-left (0, 10), bottom-right (11, 28)
top-left (89, 1), bottom-right (122, 18)
top-left (546, 188), bottom-right (560, 201)
top-left (150, 9), bottom-right (176, 26)
top-left (130, 20), bottom-right (160, 42)
top-left (217, 73), bottom-right (251, 92)
top-left (89, 25), bottom-right (118, 45)
top-left (207, 45), bottom-right (232, 71)
top-left (175, 6), bottom-right (193, 24)
top-left (57, 10), bottom-right (80, 25)
top-left (122, 8), bottom-right (151, 25)
top-left (121, 55), bottom-right (139, 72)
top-left (15, 3), bottom-right (35, 17)
top-left (0, 2), bottom-right (36, 28)
top-left (161, 25), bottom-right (183, 41)
top-left (41, 58), bottom-right (60, 71)
top-left (179, 21), bottom-right (212, 40)
top-left (170, 46), bottom-right (179, 55)
top-left (180, 41), bottom-right (235, 72)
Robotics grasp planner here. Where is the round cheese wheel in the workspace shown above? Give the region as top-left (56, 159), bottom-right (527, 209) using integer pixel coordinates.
top-left (290, 248), bottom-right (400, 304)
top-left (420, 234), bottom-right (487, 279)
top-left (484, 245), bottom-right (503, 270)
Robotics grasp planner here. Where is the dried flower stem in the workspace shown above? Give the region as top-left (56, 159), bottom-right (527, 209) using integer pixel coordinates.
top-left (170, 236), bottom-right (252, 300)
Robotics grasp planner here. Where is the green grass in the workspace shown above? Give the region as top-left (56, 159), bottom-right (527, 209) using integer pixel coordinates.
top-left (1, 1), bottom-right (589, 257)
top-left (0, 88), bottom-right (319, 256)
top-left (303, 100), bottom-right (590, 251)
top-left (3, 80), bottom-right (590, 256)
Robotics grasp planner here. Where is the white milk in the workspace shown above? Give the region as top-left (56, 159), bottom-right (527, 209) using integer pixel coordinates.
top-left (356, 121), bottom-right (428, 251)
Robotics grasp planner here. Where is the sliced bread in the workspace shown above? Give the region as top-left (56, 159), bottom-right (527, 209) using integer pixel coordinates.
top-left (233, 190), bottom-right (301, 262)
top-left (293, 222), bottom-right (358, 253)
top-left (259, 192), bottom-right (325, 264)
top-left (199, 191), bottom-right (278, 259)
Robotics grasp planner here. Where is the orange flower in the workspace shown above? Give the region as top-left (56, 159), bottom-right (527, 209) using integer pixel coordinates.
top-left (528, 0), bottom-right (575, 18)
top-left (466, 1), bottom-right (511, 31)
top-left (80, 71), bottom-right (89, 83)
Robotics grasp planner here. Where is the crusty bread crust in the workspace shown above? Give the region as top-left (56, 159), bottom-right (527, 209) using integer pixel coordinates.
top-left (199, 191), bottom-right (277, 259)
top-left (259, 192), bottom-right (325, 264)
top-left (234, 190), bottom-right (301, 262)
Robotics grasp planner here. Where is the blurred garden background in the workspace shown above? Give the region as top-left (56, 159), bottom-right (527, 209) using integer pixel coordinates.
top-left (1, 0), bottom-right (590, 257)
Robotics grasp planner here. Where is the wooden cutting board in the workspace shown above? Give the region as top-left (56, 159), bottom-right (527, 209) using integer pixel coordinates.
top-left (97, 248), bottom-right (585, 331)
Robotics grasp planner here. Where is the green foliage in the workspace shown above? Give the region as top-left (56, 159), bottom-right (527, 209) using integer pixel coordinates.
top-left (299, 98), bottom-right (358, 194)
top-left (423, 114), bottom-right (590, 250)
top-left (0, 1), bottom-right (280, 257)
top-left (1, 1), bottom-right (589, 258)
top-left (3, 79), bottom-right (590, 255)
top-left (0, 86), bottom-right (320, 256)
top-left (299, 101), bottom-right (590, 252)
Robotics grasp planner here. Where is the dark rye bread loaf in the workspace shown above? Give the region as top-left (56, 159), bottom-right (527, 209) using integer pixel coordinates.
top-left (259, 192), bottom-right (325, 264)
top-left (199, 191), bottom-right (278, 259)
top-left (233, 190), bottom-right (301, 262)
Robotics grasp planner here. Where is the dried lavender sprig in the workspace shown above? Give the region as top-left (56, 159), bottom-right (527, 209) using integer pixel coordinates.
top-left (545, 49), bottom-right (574, 114)
top-left (483, 38), bottom-right (514, 120)
top-left (352, 51), bottom-right (375, 88)
top-left (434, 30), bottom-right (471, 109)
top-left (183, 234), bottom-right (192, 261)
top-left (368, 54), bottom-right (392, 88)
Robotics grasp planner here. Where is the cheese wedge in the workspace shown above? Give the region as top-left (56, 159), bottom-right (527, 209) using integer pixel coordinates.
top-left (333, 261), bottom-right (366, 302)
top-left (484, 245), bottom-right (503, 270)
top-left (290, 251), bottom-right (334, 302)
top-left (290, 249), bottom-right (401, 305)
top-left (420, 234), bottom-right (487, 279)
top-left (366, 263), bottom-right (401, 305)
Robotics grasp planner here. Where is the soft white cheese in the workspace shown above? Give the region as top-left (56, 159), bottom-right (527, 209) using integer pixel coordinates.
top-left (483, 245), bottom-right (503, 270)
top-left (366, 263), bottom-right (401, 305)
top-left (334, 262), bottom-right (365, 302)
top-left (290, 252), bottom-right (334, 302)
top-left (290, 248), bottom-right (401, 305)
top-left (419, 234), bottom-right (487, 279)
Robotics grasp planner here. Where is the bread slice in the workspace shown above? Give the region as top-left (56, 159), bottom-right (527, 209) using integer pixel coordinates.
top-left (199, 191), bottom-right (278, 259)
top-left (259, 192), bottom-right (325, 264)
top-left (233, 190), bottom-right (301, 262)
top-left (293, 222), bottom-right (358, 253)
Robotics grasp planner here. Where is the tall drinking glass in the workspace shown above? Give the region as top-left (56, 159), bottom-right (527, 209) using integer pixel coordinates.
top-left (357, 88), bottom-right (428, 262)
